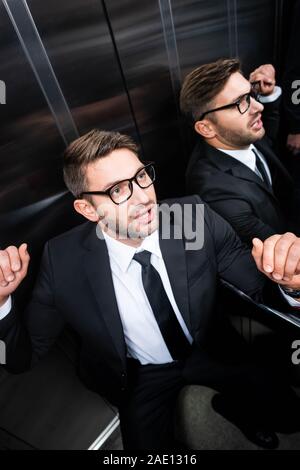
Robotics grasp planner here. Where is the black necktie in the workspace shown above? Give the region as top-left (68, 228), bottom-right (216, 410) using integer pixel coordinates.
top-left (133, 250), bottom-right (191, 360)
top-left (252, 149), bottom-right (271, 187)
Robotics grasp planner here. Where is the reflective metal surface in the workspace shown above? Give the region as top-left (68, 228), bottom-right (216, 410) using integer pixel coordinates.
top-left (27, 0), bottom-right (138, 136)
top-left (0, 0), bottom-right (282, 229)
top-left (3, 0), bottom-right (79, 145)
top-left (172, 0), bottom-right (230, 73)
top-left (104, 0), bottom-right (189, 199)
top-left (0, 1), bottom-right (77, 249)
top-left (172, 0), bottom-right (277, 77)
top-left (235, 0), bottom-right (278, 75)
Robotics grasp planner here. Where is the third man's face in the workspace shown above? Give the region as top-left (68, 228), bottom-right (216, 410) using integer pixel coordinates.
top-left (208, 71), bottom-right (265, 148)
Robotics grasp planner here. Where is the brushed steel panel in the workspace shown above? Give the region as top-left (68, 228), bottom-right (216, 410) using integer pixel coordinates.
top-left (0, 1), bottom-right (67, 222)
top-left (235, 0), bottom-right (277, 75)
top-left (27, 0), bottom-right (138, 137)
top-left (172, 0), bottom-right (230, 76)
top-left (104, 0), bottom-right (188, 198)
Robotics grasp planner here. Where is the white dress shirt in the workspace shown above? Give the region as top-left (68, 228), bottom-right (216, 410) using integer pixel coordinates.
top-left (0, 296), bottom-right (12, 319)
top-left (102, 229), bottom-right (193, 364)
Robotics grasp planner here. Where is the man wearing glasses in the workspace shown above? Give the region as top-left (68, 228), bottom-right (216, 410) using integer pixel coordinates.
top-left (180, 59), bottom-right (293, 246)
top-left (1, 129), bottom-right (300, 450)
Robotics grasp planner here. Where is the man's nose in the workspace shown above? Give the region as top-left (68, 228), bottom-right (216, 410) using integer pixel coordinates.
top-left (132, 181), bottom-right (150, 203)
top-left (250, 97), bottom-right (264, 114)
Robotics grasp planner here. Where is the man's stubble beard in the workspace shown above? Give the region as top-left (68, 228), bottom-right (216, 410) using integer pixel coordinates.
top-left (216, 121), bottom-right (265, 147)
top-left (100, 205), bottom-right (158, 241)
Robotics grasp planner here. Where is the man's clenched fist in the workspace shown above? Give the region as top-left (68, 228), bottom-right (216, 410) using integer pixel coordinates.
top-left (0, 243), bottom-right (30, 306)
top-left (252, 233), bottom-right (300, 290)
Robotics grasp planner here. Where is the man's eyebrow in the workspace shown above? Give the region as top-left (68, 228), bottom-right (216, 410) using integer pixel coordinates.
top-left (102, 164), bottom-right (145, 191)
top-left (231, 87), bottom-right (252, 103)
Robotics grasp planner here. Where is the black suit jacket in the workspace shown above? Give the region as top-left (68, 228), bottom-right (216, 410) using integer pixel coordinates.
top-left (0, 196), bottom-right (292, 405)
top-left (186, 101), bottom-right (293, 245)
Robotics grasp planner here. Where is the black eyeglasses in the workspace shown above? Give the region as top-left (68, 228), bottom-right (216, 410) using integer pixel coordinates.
top-left (199, 82), bottom-right (261, 121)
top-left (80, 162), bottom-right (156, 205)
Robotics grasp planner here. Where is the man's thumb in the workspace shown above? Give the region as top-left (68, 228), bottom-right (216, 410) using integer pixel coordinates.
top-left (252, 237), bottom-right (263, 255)
top-left (19, 243), bottom-right (29, 260)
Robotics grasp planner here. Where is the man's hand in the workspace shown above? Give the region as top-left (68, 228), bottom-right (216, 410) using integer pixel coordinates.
top-left (287, 133), bottom-right (300, 156)
top-left (249, 64), bottom-right (276, 96)
top-left (252, 233), bottom-right (300, 289)
top-left (0, 244), bottom-right (30, 306)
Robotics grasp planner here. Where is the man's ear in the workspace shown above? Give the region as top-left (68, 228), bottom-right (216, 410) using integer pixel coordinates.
top-left (73, 199), bottom-right (100, 222)
top-left (194, 119), bottom-right (216, 139)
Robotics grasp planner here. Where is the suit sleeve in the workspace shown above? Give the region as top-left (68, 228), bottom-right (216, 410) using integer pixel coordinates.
top-left (203, 198), bottom-right (266, 300)
top-left (0, 242), bottom-right (65, 373)
top-left (261, 97), bottom-right (281, 146)
top-left (201, 198), bottom-right (300, 313)
top-left (208, 198), bottom-right (276, 246)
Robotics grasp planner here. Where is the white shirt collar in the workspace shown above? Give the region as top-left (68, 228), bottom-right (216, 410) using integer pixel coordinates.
top-left (102, 228), bottom-right (161, 273)
top-left (217, 144), bottom-right (257, 172)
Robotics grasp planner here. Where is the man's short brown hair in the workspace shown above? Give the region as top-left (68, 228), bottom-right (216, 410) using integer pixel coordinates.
top-left (63, 129), bottom-right (139, 198)
top-left (180, 58), bottom-right (241, 123)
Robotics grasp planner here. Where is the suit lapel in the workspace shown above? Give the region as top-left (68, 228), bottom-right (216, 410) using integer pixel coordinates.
top-left (203, 141), bottom-right (277, 199)
top-left (255, 139), bottom-right (293, 186)
top-left (83, 224), bottom-right (127, 365)
top-left (230, 160), bottom-right (276, 198)
top-left (158, 211), bottom-right (192, 333)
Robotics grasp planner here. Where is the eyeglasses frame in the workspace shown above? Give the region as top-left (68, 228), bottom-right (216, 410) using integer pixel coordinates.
top-left (79, 162), bottom-right (156, 205)
top-left (198, 81), bottom-right (261, 121)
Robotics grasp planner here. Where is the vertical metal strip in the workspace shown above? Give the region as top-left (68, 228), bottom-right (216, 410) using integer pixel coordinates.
top-left (158, 0), bottom-right (189, 162)
top-left (101, 0), bottom-right (144, 156)
top-left (3, 0), bottom-right (79, 146)
top-left (227, 0), bottom-right (239, 58)
top-left (227, 0), bottom-right (234, 57)
top-left (233, 0), bottom-right (239, 58)
top-left (273, 0), bottom-right (284, 72)
top-left (158, 0), bottom-right (182, 97)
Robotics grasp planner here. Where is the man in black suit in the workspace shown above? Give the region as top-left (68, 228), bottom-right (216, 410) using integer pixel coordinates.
top-left (180, 59), bottom-right (294, 245)
top-left (1, 130), bottom-right (300, 450)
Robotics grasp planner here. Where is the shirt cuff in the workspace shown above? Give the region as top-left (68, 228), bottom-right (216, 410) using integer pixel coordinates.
top-left (279, 286), bottom-right (300, 308)
top-left (0, 296), bottom-right (12, 320)
top-left (259, 85), bottom-right (282, 103)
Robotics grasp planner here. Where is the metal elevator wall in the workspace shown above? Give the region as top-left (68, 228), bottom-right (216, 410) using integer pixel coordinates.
top-left (0, 0), bottom-right (280, 249)
top-left (0, 0), bottom-right (285, 450)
